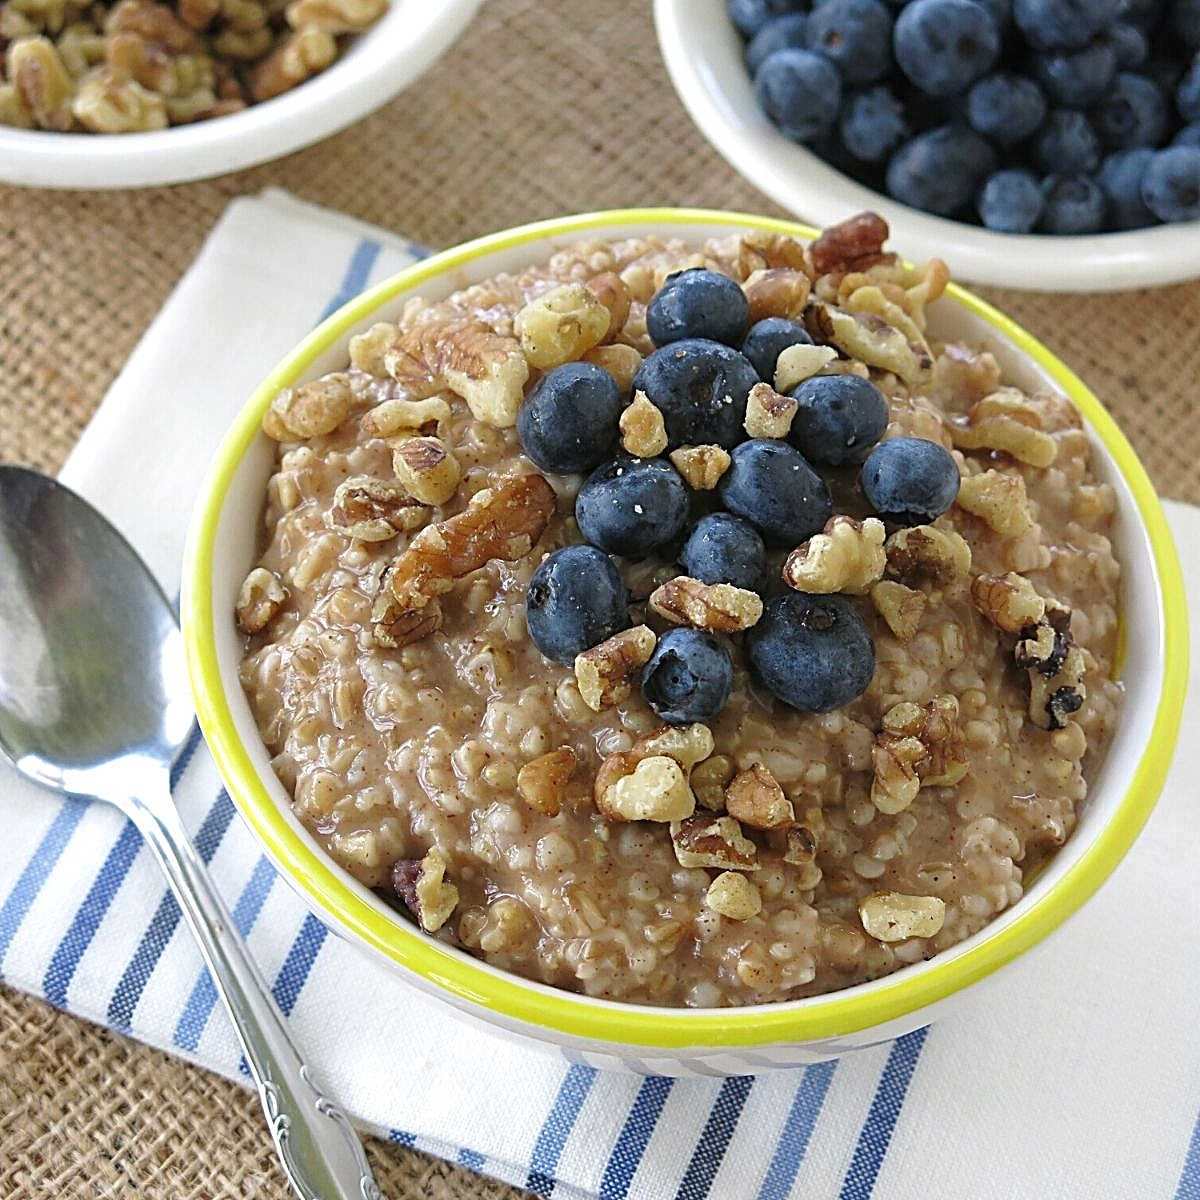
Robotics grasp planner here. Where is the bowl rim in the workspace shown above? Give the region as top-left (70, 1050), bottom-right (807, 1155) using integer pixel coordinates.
top-left (182, 207), bottom-right (1188, 1049)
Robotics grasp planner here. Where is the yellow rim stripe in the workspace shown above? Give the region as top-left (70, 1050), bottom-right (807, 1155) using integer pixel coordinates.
top-left (183, 208), bottom-right (1188, 1049)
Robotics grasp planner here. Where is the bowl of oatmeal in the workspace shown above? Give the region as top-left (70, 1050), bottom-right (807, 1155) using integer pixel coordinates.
top-left (183, 209), bottom-right (1186, 1073)
top-left (0, 0), bottom-right (480, 188)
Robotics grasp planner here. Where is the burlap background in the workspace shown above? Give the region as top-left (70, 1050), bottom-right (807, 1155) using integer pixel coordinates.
top-left (1, 1), bottom-right (1197, 1196)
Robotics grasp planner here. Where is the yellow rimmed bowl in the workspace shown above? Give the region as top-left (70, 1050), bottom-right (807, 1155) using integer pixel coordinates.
top-left (182, 209), bottom-right (1187, 1076)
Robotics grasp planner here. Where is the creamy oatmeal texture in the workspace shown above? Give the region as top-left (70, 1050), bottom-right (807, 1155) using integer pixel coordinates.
top-left (238, 217), bottom-right (1122, 1008)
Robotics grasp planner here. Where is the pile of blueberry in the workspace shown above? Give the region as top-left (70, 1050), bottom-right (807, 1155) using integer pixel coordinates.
top-left (521, 267), bottom-right (962, 725)
top-left (730, 0), bottom-right (1200, 233)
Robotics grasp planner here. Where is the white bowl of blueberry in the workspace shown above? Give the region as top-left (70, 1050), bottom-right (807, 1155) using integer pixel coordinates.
top-left (655, 0), bottom-right (1200, 290)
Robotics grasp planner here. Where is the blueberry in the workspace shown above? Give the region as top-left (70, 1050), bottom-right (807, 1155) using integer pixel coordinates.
top-left (1092, 72), bottom-right (1169, 148)
top-left (647, 269), bottom-right (750, 349)
top-left (730, 0), bottom-right (800, 39)
top-left (805, 0), bottom-right (895, 84)
top-left (1178, 56), bottom-right (1200, 121)
top-left (680, 513), bottom-right (768, 591)
top-left (886, 126), bottom-right (998, 216)
top-left (741, 317), bottom-right (813, 382)
top-left (1107, 22), bottom-right (1148, 68)
top-left (1033, 38), bottom-right (1117, 105)
top-left (1119, 0), bottom-right (1162, 29)
top-left (746, 593), bottom-right (876, 712)
top-left (1034, 109), bottom-right (1101, 173)
top-left (633, 339), bottom-right (760, 449)
top-left (966, 73), bottom-right (1048, 144)
top-left (1039, 174), bottom-right (1108, 232)
top-left (1013, 0), bottom-right (1121, 49)
top-left (1175, 122), bottom-right (1200, 147)
top-left (1145, 55), bottom-right (1186, 96)
top-left (1172, 0), bottom-right (1200, 45)
top-left (517, 362), bottom-right (622, 474)
top-left (860, 436), bottom-right (960, 524)
top-left (718, 438), bottom-right (833, 545)
top-left (788, 374), bottom-right (889, 465)
top-left (840, 85), bottom-right (911, 161)
top-left (1098, 148), bottom-right (1159, 226)
top-left (746, 13), bottom-right (809, 74)
top-left (641, 628), bottom-right (734, 725)
top-left (978, 168), bottom-right (1046, 231)
top-left (526, 545), bottom-right (629, 665)
top-left (575, 456), bottom-right (689, 558)
top-left (1141, 146), bottom-right (1200, 220)
top-left (755, 48), bottom-right (844, 142)
top-left (972, 0), bottom-right (1012, 26)
top-left (894, 0), bottom-right (1002, 97)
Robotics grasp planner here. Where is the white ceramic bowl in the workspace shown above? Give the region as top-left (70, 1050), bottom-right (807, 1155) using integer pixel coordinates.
top-left (183, 210), bottom-right (1187, 1076)
top-left (654, 0), bottom-right (1200, 292)
top-left (0, 0), bottom-right (480, 189)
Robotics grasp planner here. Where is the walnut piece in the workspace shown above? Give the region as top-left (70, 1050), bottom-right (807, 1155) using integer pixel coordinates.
top-left (1015, 601), bottom-right (1087, 731)
top-left (620, 391), bottom-right (668, 457)
top-left (970, 571), bottom-right (1046, 633)
top-left (774, 343), bottom-right (839, 392)
top-left (73, 64), bottom-right (168, 131)
top-left (725, 765), bottom-right (794, 829)
top-left (956, 469), bottom-right (1034, 538)
top-left (9, 37), bottom-right (77, 130)
top-left (742, 268), bottom-right (810, 323)
top-left (706, 871), bottom-right (762, 921)
top-left (783, 823), bottom-right (818, 866)
top-left (362, 395), bottom-right (451, 439)
top-left (392, 436), bottom-right (462, 506)
top-left (649, 575), bottom-right (763, 632)
top-left (596, 755), bottom-right (696, 823)
top-left (810, 211), bottom-right (890, 276)
top-left (806, 302), bottom-right (932, 386)
top-left (574, 625), bottom-right (656, 712)
top-left (690, 753), bottom-right (734, 811)
top-left (393, 848), bottom-right (459, 934)
top-left (632, 722), bottom-right (715, 770)
top-left (249, 25), bottom-right (335, 101)
top-left (870, 580), bottom-right (927, 641)
top-left (515, 283), bottom-right (610, 369)
top-left (584, 272), bottom-right (632, 342)
top-left (859, 892), bottom-right (945, 942)
top-left (744, 382), bottom-right (798, 439)
top-left (885, 525), bottom-right (972, 589)
top-left (668, 444), bottom-right (731, 490)
top-left (372, 589), bottom-right (443, 649)
top-left (784, 516), bottom-right (885, 595)
top-left (284, 0), bottom-right (385, 32)
top-left (236, 566), bottom-right (286, 634)
top-left (328, 475), bottom-right (428, 541)
top-left (871, 695), bottom-right (968, 814)
top-left (517, 747), bottom-right (577, 817)
top-left (735, 230), bottom-right (809, 275)
top-left (263, 373), bottom-right (357, 440)
top-left (948, 389), bottom-right (1058, 468)
top-left (671, 815), bottom-right (759, 870)
top-left (582, 343), bottom-right (642, 393)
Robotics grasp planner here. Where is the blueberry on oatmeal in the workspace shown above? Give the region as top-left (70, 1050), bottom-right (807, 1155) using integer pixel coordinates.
top-left (788, 374), bottom-right (889, 466)
top-left (526, 545), bottom-right (630, 665)
top-left (641, 627), bottom-right (734, 725)
top-left (860, 436), bottom-right (960, 524)
top-left (680, 512), bottom-right (768, 592)
top-left (517, 362), bottom-right (623, 474)
top-left (647, 269), bottom-right (751, 349)
top-left (718, 438), bottom-right (833, 546)
top-left (741, 317), bottom-right (814, 383)
top-left (575, 455), bottom-right (690, 557)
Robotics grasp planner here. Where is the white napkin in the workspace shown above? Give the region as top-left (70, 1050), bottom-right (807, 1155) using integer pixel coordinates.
top-left (2, 189), bottom-right (1198, 1200)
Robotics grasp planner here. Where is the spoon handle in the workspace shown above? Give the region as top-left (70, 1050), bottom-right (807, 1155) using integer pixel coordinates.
top-left (128, 779), bottom-right (382, 1200)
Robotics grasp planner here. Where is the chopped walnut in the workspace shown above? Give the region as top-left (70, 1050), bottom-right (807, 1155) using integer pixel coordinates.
top-left (632, 722), bottom-right (715, 770)
top-left (517, 747), bottom-right (577, 817)
top-left (284, 0), bottom-right (385, 32)
top-left (362, 395), bottom-right (451, 439)
top-left (725, 765), bottom-right (794, 829)
top-left (872, 695), bottom-right (968, 814)
top-left (584, 272), bottom-right (632, 343)
top-left (392, 848), bottom-right (459, 934)
top-left (773, 343), bottom-right (839, 392)
top-left (1015, 601), bottom-right (1086, 730)
top-left (783, 823), bottom-right (818, 866)
top-left (514, 283), bottom-right (610, 369)
top-left (392, 436), bottom-right (462, 507)
top-left (948, 389), bottom-right (1058, 468)
top-left (596, 755), bottom-right (696, 823)
top-left (742, 268), bottom-right (811, 323)
top-left (236, 566), bottom-right (286, 634)
top-left (348, 323), bottom-right (397, 377)
top-left (668, 444), bottom-right (731, 490)
top-left (9, 36), bottom-right (77, 129)
top-left (885, 525), bottom-right (972, 589)
top-left (810, 211), bottom-right (890, 277)
top-left (73, 64), bottom-right (167, 130)
top-left (248, 25), bottom-right (334, 101)
top-left (649, 575), bottom-right (763, 632)
top-left (806, 302), bottom-right (932, 386)
top-left (372, 588), bottom-right (443, 649)
top-left (870, 580), bottom-right (927, 641)
top-left (620, 391), bottom-right (668, 457)
top-left (734, 230), bottom-right (809, 276)
top-left (842, 283), bottom-right (927, 352)
top-left (744, 382), bottom-right (798, 439)
top-left (671, 815), bottom-right (759, 870)
top-left (690, 754), bottom-right (734, 811)
top-left (970, 571), bottom-right (1046, 633)
top-left (706, 871), bottom-right (762, 921)
top-left (328, 475), bottom-right (428, 541)
top-left (574, 625), bottom-right (656, 712)
top-left (932, 342), bottom-right (1002, 404)
top-left (859, 892), bottom-right (945, 942)
top-left (582, 343), bottom-right (642, 393)
top-left (870, 734), bottom-right (924, 814)
top-left (783, 516), bottom-right (886, 595)
top-left (262, 373), bottom-right (357, 440)
top-left (956, 469), bottom-right (1034, 538)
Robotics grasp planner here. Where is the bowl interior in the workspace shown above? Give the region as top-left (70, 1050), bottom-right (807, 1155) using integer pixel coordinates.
top-left (653, 0), bottom-right (1200, 292)
top-left (187, 211), bottom-right (1184, 1050)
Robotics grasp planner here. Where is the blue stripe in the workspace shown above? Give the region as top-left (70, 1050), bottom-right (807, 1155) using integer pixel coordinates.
top-left (272, 912), bottom-right (328, 1015)
top-left (173, 855), bottom-right (275, 1052)
top-left (757, 1061), bottom-right (837, 1200)
top-left (459, 1148), bottom-right (486, 1171)
top-left (599, 1076), bottom-right (675, 1200)
top-left (42, 820), bottom-right (144, 1007)
top-left (839, 1028), bottom-right (929, 1200)
top-left (525, 1064), bottom-right (598, 1197)
top-left (168, 720), bottom-right (204, 790)
top-left (0, 800), bottom-right (88, 974)
top-left (389, 1129), bottom-right (416, 1147)
top-left (107, 791), bottom-right (236, 1031)
top-left (674, 1075), bottom-right (755, 1200)
top-left (1175, 1110), bottom-right (1200, 1200)
top-left (317, 239), bottom-right (383, 321)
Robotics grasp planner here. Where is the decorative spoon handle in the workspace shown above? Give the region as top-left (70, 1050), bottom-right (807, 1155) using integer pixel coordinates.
top-left (128, 774), bottom-right (382, 1200)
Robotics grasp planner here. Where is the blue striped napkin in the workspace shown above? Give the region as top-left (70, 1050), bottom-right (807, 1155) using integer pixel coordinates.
top-left (2, 189), bottom-right (1199, 1200)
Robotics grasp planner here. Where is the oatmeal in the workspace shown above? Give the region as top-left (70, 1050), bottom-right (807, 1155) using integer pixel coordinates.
top-left (238, 214), bottom-right (1122, 1008)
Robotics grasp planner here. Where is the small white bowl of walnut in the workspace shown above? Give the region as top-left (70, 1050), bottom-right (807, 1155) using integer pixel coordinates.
top-left (0, 0), bottom-right (480, 188)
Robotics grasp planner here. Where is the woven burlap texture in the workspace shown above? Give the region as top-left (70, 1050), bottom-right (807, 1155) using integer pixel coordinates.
top-left (1, 0), bottom-right (1197, 1197)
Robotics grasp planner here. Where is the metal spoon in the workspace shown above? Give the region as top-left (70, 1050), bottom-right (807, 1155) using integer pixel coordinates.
top-left (0, 465), bottom-right (381, 1200)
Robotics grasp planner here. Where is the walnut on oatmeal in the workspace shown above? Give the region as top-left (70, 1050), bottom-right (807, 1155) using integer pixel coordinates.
top-left (948, 389), bottom-right (1058, 468)
top-left (690, 754), bottom-right (735, 812)
top-left (517, 747), bottom-right (578, 817)
top-left (391, 435), bottom-right (461, 506)
top-left (870, 579), bottom-right (927, 641)
top-left (328, 475), bottom-right (428, 541)
top-left (263, 373), bottom-right (358, 440)
top-left (596, 754), bottom-right (696, 823)
top-left (632, 722), bottom-right (715, 770)
top-left (1016, 602), bottom-right (1088, 731)
top-left (859, 892), bottom-right (945, 942)
top-left (885, 524), bottom-right (972, 589)
top-left (871, 695), bottom-right (967, 814)
top-left (744, 382), bottom-right (798, 439)
top-left (361, 395), bottom-right (451, 439)
top-left (393, 849), bottom-right (459, 934)
top-left (774, 342), bottom-right (839, 392)
top-left (725, 765), bottom-right (794, 830)
top-left (620, 392), bottom-right (668, 458)
top-left (668, 444), bottom-right (730, 490)
top-left (784, 516), bottom-right (886, 596)
top-left (649, 575), bottom-right (763, 633)
top-left (574, 625), bottom-right (656, 712)
top-left (584, 272), bottom-right (632, 343)
top-left (706, 871), bottom-right (762, 921)
top-left (956, 469), bottom-right (1034, 537)
top-left (515, 282), bottom-right (611, 370)
top-left (807, 302), bottom-right (932, 386)
top-left (742, 268), bottom-right (810, 323)
top-left (670, 814), bottom-right (759, 871)
top-left (971, 571), bottom-right (1046, 633)
top-left (582, 343), bottom-right (642, 393)
top-left (809, 210), bottom-right (890, 277)
top-left (236, 566), bottom-right (286, 634)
